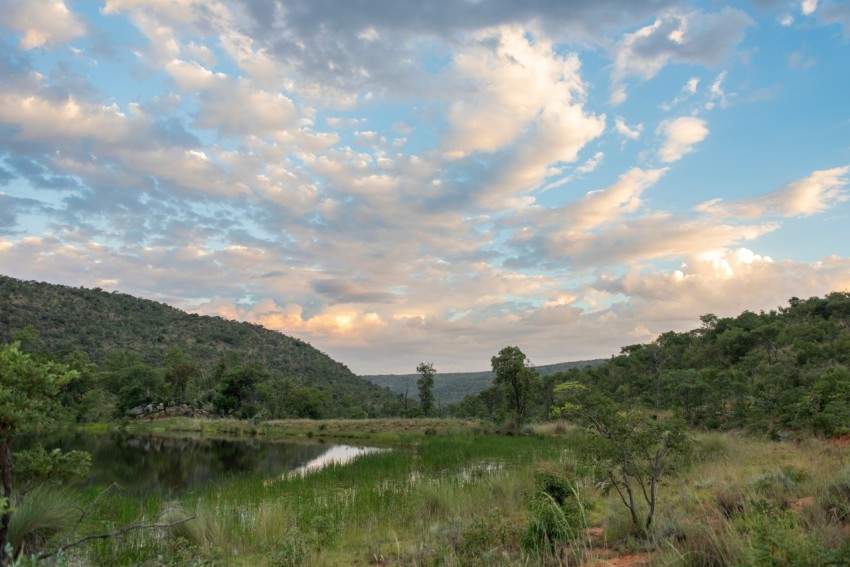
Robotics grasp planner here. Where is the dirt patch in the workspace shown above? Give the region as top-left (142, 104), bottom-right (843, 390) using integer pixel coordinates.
top-left (829, 434), bottom-right (850, 447)
top-left (791, 496), bottom-right (815, 512)
top-left (581, 552), bottom-right (650, 567)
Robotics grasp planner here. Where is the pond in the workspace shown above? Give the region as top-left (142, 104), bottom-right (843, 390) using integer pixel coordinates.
top-left (23, 431), bottom-right (383, 495)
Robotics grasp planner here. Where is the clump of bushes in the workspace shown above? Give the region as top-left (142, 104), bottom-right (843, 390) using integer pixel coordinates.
top-left (522, 464), bottom-right (589, 559)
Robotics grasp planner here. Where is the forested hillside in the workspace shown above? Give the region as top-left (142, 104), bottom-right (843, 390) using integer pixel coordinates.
top-left (452, 292), bottom-right (850, 436)
top-left (0, 275), bottom-right (400, 419)
top-left (363, 359), bottom-right (603, 404)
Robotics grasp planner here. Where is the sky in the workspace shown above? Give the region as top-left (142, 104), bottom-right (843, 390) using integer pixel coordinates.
top-left (1, 0), bottom-right (849, 375)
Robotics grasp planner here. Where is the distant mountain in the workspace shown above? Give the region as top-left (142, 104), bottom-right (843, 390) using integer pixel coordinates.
top-left (362, 359), bottom-right (605, 404)
top-left (0, 274), bottom-right (398, 416)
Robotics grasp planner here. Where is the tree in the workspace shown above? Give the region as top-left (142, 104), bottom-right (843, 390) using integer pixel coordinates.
top-left (213, 362), bottom-right (265, 418)
top-left (416, 362), bottom-right (436, 417)
top-left (491, 346), bottom-right (539, 429)
top-left (0, 342), bottom-right (90, 565)
top-left (553, 382), bottom-right (690, 539)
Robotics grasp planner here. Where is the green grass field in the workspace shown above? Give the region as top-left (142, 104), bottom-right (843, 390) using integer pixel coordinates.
top-left (27, 419), bottom-right (850, 566)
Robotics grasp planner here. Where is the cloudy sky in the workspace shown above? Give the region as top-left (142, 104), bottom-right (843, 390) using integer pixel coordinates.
top-left (1, 0), bottom-right (849, 374)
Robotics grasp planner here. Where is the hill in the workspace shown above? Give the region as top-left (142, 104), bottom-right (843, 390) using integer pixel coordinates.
top-left (0, 274), bottom-right (399, 418)
top-left (362, 359), bottom-right (604, 404)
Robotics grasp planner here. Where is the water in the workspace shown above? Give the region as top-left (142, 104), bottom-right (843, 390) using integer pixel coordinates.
top-left (21, 431), bottom-right (383, 495)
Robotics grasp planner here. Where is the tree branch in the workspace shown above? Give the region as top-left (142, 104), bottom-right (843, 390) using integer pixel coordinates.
top-left (37, 515), bottom-right (196, 560)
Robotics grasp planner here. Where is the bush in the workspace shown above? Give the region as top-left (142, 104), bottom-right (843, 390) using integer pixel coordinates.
top-left (817, 466), bottom-right (850, 524)
top-left (8, 486), bottom-right (78, 558)
top-left (456, 508), bottom-right (511, 564)
top-left (522, 465), bottom-right (588, 555)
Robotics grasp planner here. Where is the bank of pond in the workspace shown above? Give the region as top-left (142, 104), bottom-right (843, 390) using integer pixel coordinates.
top-left (16, 420), bottom-right (850, 566)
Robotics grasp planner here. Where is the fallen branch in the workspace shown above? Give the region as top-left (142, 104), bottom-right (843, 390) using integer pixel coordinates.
top-left (36, 515), bottom-right (196, 560)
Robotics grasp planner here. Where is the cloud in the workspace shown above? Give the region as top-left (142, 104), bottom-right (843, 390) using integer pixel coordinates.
top-left (802, 0), bottom-right (819, 16)
top-left (311, 279), bottom-right (397, 304)
top-left (439, 27), bottom-right (605, 207)
top-left (165, 59), bottom-right (218, 90)
top-left (592, 249), bottom-right (850, 337)
top-left (615, 117), bottom-right (643, 140)
top-left (818, 1), bottom-right (850, 34)
top-left (787, 50), bottom-right (817, 70)
top-left (0, 0), bottom-right (86, 50)
top-left (657, 116), bottom-right (709, 162)
top-left (696, 166), bottom-right (850, 218)
top-left (611, 7), bottom-right (753, 103)
top-left (193, 77), bottom-right (300, 137)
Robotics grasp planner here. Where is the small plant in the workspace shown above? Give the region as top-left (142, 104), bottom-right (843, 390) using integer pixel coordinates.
top-left (7, 486), bottom-right (77, 558)
top-left (817, 466), bottom-right (850, 524)
top-left (456, 508), bottom-right (511, 563)
top-left (522, 465), bottom-right (588, 558)
top-left (267, 532), bottom-right (310, 567)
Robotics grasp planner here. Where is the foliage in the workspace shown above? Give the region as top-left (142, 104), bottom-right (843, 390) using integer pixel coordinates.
top-left (554, 382), bottom-right (690, 539)
top-left (415, 362), bottom-right (436, 417)
top-left (7, 486), bottom-right (77, 559)
top-left (0, 342), bottom-right (89, 565)
top-left (0, 275), bottom-right (401, 419)
top-left (363, 359), bottom-right (604, 405)
top-left (522, 465), bottom-right (588, 557)
top-left (491, 346), bottom-right (541, 430)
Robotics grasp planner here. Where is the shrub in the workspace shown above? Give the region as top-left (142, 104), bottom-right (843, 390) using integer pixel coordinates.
top-left (456, 508), bottom-right (511, 564)
top-left (7, 486), bottom-right (78, 558)
top-left (522, 465), bottom-right (588, 556)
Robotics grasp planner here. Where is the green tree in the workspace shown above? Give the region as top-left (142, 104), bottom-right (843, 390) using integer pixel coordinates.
top-left (416, 362), bottom-right (436, 417)
top-left (163, 347), bottom-right (198, 403)
top-left (554, 382), bottom-right (690, 538)
top-left (0, 342), bottom-right (90, 565)
top-left (491, 346), bottom-right (539, 430)
top-left (213, 362), bottom-right (265, 418)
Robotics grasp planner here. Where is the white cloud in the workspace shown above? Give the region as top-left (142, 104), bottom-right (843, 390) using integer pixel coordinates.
top-left (440, 27), bottom-right (605, 207)
top-left (705, 71), bottom-right (728, 109)
top-left (165, 59), bottom-right (218, 90)
top-left (0, 0), bottom-right (85, 49)
top-left (802, 0), bottom-right (819, 16)
top-left (657, 116), bottom-right (709, 162)
top-left (696, 166), bottom-right (850, 218)
top-left (193, 78), bottom-right (300, 136)
top-left (611, 8), bottom-right (753, 104)
top-left (615, 117), bottom-right (643, 140)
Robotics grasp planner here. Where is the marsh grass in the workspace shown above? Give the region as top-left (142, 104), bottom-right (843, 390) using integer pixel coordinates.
top-left (59, 422), bottom-right (850, 566)
top-left (7, 486), bottom-right (78, 558)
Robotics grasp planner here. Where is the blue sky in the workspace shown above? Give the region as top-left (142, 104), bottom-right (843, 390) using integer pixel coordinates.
top-left (1, 0), bottom-right (849, 374)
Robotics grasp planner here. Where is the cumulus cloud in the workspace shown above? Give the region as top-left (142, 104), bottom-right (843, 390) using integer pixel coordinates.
top-left (0, 0), bottom-right (86, 49)
top-left (657, 116), bottom-right (709, 162)
top-left (802, 0), bottom-right (819, 16)
top-left (3, 0), bottom-right (850, 375)
top-left (593, 249), bottom-right (850, 339)
top-left (438, 27), bottom-right (605, 207)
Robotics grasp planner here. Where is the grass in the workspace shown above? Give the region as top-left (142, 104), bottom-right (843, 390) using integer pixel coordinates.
top-left (34, 420), bottom-right (850, 565)
top-left (120, 416), bottom-right (482, 442)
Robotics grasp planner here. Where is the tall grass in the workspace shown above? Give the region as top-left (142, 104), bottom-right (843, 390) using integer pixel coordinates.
top-left (7, 486), bottom-right (78, 558)
top-left (68, 430), bottom-right (577, 565)
top-left (58, 424), bottom-right (850, 565)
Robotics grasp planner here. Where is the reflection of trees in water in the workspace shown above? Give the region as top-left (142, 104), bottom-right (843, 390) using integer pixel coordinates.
top-left (21, 432), bottom-right (335, 494)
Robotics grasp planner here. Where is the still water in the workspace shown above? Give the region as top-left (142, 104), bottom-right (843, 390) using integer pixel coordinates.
top-left (25, 431), bottom-right (382, 495)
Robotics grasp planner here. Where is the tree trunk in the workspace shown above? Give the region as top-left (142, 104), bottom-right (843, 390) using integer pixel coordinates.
top-left (0, 436), bottom-right (13, 566)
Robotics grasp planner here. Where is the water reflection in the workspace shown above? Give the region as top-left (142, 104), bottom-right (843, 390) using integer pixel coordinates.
top-left (23, 432), bottom-right (382, 495)
top-left (288, 445), bottom-right (386, 478)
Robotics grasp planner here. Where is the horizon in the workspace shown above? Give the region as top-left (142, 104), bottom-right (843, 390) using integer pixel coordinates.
top-left (1, 1), bottom-right (849, 374)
